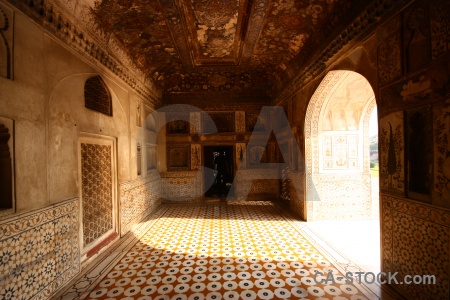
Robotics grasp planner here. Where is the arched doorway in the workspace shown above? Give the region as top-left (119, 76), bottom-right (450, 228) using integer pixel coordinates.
top-left (304, 70), bottom-right (380, 273)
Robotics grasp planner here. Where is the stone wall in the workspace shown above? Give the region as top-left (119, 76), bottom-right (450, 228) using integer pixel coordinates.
top-left (161, 171), bottom-right (203, 201)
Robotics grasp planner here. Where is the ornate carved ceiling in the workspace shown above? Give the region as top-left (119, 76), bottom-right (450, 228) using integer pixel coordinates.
top-left (86, 0), bottom-right (372, 101)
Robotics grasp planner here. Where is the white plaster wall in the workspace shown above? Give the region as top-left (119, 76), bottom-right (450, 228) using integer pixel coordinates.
top-left (0, 5), bottom-right (160, 215)
top-left (0, 11), bottom-right (47, 213)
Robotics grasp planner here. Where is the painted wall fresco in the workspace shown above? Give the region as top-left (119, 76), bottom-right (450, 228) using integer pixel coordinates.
top-left (377, 18), bottom-right (402, 86)
top-left (379, 112), bottom-right (404, 193)
top-left (191, 144), bottom-right (201, 170)
top-left (402, 0), bottom-right (431, 73)
top-left (406, 106), bottom-right (433, 202)
top-left (167, 146), bottom-right (190, 170)
top-left (434, 101), bottom-right (450, 207)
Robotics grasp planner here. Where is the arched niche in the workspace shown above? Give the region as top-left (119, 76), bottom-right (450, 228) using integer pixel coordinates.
top-left (84, 75), bottom-right (112, 116)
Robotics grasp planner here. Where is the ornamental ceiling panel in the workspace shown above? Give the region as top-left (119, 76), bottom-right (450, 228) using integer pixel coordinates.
top-left (85, 0), bottom-right (372, 101)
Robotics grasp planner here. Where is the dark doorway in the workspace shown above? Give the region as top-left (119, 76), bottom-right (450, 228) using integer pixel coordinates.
top-left (204, 146), bottom-right (234, 197)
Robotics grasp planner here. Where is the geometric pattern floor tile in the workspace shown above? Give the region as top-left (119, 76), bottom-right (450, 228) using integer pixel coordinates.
top-left (85, 202), bottom-right (369, 299)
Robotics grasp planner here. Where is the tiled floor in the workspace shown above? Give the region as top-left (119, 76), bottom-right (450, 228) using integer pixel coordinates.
top-left (58, 201), bottom-right (382, 299)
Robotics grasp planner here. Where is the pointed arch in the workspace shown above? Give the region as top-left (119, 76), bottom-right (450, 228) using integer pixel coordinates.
top-left (304, 70), bottom-right (377, 221)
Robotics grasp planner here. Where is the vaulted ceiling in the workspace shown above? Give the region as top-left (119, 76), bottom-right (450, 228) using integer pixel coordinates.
top-left (89, 0), bottom-right (372, 102)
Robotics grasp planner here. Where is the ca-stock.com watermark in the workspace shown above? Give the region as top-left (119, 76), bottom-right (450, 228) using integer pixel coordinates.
top-left (313, 271), bottom-right (436, 285)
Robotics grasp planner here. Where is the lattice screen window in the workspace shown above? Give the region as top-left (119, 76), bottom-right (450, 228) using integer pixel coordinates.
top-left (84, 76), bottom-right (112, 116)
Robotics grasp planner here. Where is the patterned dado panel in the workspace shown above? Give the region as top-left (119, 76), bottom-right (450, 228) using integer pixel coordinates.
top-left (161, 171), bottom-right (203, 201)
top-left (308, 174), bottom-right (372, 221)
top-left (381, 194), bottom-right (450, 299)
top-left (0, 198), bottom-right (79, 299)
top-left (234, 169), bottom-right (279, 200)
top-left (81, 143), bottom-right (113, 247)
top-left (119, 171), bottom-right (161, 236)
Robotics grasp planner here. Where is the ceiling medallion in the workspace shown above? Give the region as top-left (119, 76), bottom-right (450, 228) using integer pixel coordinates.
top-left (208, 74), bottom-right (228, 87)
top-left (194, 0), bottom-right (238, 28)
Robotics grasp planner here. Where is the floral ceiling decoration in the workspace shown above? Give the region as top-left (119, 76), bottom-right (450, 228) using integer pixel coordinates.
top-left (90, 0), bottom-right (372, 101)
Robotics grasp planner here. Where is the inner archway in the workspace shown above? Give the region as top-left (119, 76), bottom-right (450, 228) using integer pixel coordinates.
top-left (304, 70), bottom-right (380, 274)
top-left (305, 70), bottom-right (376, 220)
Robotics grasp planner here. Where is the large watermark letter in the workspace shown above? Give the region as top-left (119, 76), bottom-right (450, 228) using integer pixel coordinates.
top-left (228, 106), bottom-right (304, 201)
top-left (148, 104), bottom-right (218, 201)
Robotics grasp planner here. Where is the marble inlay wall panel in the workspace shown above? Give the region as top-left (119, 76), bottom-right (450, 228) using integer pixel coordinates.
top-left (161, 171), bottom-right (202, 201)
top-left (190, 144), bottom-right (201, 170)
top-left (0, 198), bottom-right (79, 299)
top-left (322, 134), bottom-right (359, 170)
top-left (310, 174), bottom-right (371, 221)
top-left (119, 172), bottom-right (161, 236)
top-left (381, 194), bottom-right (450, 299)
top-left (81, 143), bottom-right (113, 247)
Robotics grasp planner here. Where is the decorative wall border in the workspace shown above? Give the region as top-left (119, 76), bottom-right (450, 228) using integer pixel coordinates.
top-left (381, 194), bottom-right (450, 299)
top-left (161, 171), bottom-right (203, 201)
top-left (0, 198), bottom-right (80, 299)
top-left (119, 172), bottom-right (161, 236)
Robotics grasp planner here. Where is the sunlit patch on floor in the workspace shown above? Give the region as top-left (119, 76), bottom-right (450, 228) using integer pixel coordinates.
top-left (84, 202), bottom-right (368, 299)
